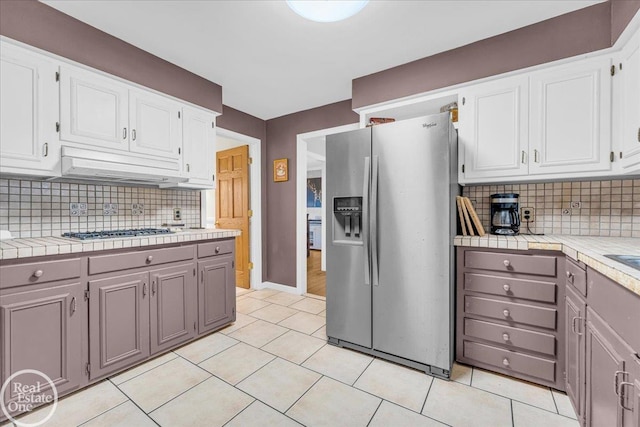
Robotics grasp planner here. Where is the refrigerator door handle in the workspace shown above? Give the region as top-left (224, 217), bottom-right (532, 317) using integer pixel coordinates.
top-left (371, 155), bottom-right (379, 287)
top-left (363, 156), bottom-right (371, 286)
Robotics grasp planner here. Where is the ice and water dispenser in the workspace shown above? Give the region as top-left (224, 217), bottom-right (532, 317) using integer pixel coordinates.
top-left (332, 196), bottom-right (363, 243)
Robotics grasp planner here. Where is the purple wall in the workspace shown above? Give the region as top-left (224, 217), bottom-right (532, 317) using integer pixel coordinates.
top-left (265, 101), bottom-right (359, 286)
top-left (611, 0), bottom-right (640, 44)
top-left (352, 2), bottom-right (613, 110)
top-left (0, 0), bottom-right (222, 113)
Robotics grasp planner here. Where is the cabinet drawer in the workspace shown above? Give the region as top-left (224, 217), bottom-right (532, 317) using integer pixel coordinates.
top-left (464, 318), bottom-right (556, 356)
top-left (89, 246), bottom-right (194, 275)
top-left (565, 258), bottom-right (587, 297)
top-left (0, 258), bottom-right (81, 289)
top-left (464, 251), bottom-right (557, 277)
top-left (464, 296), bottom-right (557, 329)
top-left (464, 273), bottom-right (556, 303)
top-left (198, 240), bottom-right (234, 258)
top-left (463, 340), bottom-right (556, 382)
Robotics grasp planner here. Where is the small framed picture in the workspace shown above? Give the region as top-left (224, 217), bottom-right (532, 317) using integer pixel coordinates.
top-left (273, 158), bottom-right (288, 182)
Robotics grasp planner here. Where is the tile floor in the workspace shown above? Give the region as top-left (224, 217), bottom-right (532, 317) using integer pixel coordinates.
top-left (7, 288), bottom-right (579, 427)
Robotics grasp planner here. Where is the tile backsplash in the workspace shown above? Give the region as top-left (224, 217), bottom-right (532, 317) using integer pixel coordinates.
top-left (0, 179), bottom-right (201, 238)
top-left (462, 178), bottom-right (640, 238)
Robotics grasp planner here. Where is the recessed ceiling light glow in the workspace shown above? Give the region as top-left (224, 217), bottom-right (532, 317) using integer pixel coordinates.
top-left (286, 1), bottom-right (369, 23)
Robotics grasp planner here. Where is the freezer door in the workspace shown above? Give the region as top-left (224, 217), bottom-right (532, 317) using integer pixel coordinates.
top-left (371, 113), bottom-right (452, 371)
top-left (326, 127), bottom-right (372, 349)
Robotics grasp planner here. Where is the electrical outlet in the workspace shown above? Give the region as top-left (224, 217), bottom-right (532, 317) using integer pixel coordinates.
top-left (173, 208), bottom-right (182, 221)
top-left (521, 207), bottom-right (535, 223)
top-left (571, 201), bottom-right (582, 209)
top-left (131, 203), bottom-right (145, 216)
top-left (562, 208), bottom-right (572, 216)
top-left (103, 203), bottom-right (118, 216)
top-left (69, 203), bottom-right (87, 216)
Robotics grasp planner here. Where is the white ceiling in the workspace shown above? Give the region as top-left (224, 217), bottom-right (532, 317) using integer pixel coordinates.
top-left (43, 1), bottom-right (604, 120)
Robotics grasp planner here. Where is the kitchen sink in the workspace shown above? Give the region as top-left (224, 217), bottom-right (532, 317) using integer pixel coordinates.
top-left (604, 255), bottom-right (640, 271)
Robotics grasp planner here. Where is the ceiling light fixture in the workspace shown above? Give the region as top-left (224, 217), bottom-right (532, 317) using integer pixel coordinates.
top-left (286, 0), bottom-right (369, 23)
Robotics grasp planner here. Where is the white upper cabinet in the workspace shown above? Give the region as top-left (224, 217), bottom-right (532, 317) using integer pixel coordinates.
top-left (181, 106), bottom-right (216, 186)
top-left (529, 57), bottom-right (612, 175)
top-left (59, 66), bottom-right (129, 151)
top-left (129, 90), bottom-right (181, 160)
top-left (458, 74), bottom-right (529, 181)
top-left (0, 42), bottom-right (59, 175)
top-left (616, 28), bottom-right (640, 172)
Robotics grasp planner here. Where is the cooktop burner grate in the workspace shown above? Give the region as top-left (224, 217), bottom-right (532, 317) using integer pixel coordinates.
top-left (62, 228), bottom-right (173, 240)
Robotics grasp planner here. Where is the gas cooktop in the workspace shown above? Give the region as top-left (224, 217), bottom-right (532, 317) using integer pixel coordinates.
top-left (62, 228), bottom-right (174, 240)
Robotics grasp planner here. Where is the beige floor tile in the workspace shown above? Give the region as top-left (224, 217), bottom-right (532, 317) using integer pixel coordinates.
top-left (237, 358), bottom-right (321, 412)
top-left (512, 401), bottom-right (580, 427)
top-left (110, 352), bottom-right (178, 385)
top-left (422, 378), bottom-right (512, 427)
top-left (226, 401), bottom-right (303, 427)
top-left (82, 401), bottom-right (156, 427)
top-left (17, 381), bottom-right (127, 427)
top-left (318, 309), bottom-right (326, 317)
top-left (228, 319), bottom-right (288, 348)
top-left (472, 368), bottom-right (556, 412)
top-left (174, 332), bottom-right (238, 363)
top-left (354, 359), bottom-right (432, 412)
top-left (118, 357), bottom-right (210, 412)
top-left (246, 289), bottom-right (281, 300)
top-left (249, 304), bottom-right (299, 324)
top-left (219, 312), bottom-right (258, 335)
top-left (302, 344), bottom-right (373, 385)
top-left (237, 297), bottom-right (271, 314)
top-left (264, 292), bottom-right (306, 306)
top-left (150, 376), bottom-right (254, 427)
top-left (236, 287), bottom-right (254, 296)
top-left (369, 401), bottom-right (446, 427)
top-left (289, 297), bottom-right (326, 314)
top-left (553, 390), bottom-right (578, 419)
top-left (262, 330), bottom-right (326, 364)
top-left (286, 376), bottom-right (381, 427)
top-left (199, 342), bottom-right (275, 385)
top-left (278, 311), bottom-right (326, 334)
top-left (451, 362), bottom-right (473, 385)
top-left (312, 325), bottom-right (327, 340)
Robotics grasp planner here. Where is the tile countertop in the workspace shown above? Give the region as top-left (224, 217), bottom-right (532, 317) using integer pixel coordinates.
top-left (0, 229), bottom-right (241, 260)
top-left (454, 234), bottom-right (640, 297)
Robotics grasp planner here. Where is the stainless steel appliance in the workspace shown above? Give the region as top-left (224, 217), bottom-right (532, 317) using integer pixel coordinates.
top-left (490, 193), bottom-right (520, 235)
top-left (326, 113), bottom-right (457, 378)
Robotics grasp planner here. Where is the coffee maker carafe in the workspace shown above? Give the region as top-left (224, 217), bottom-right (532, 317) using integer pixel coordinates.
top-left (490, 193), bottom-right (520, 235)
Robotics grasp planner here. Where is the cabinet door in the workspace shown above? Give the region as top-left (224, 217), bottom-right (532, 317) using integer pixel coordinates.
top-left (182, 106), bottom-right (216, 184)
top-left (618, 30), bottom-right (640, 171)
top-left (529, 57), bottom-right (612, 175)
top-left (59, 66), bottom-right (129, 151)
top-left (565, 285), bottom-right (586, 423)
top-left (89, 272), bottom-right (149, 380)
top-left (0, 42), bottom-right (59, 174)
top-left (149, 263), bottom-right (197, 355)
top-left (129, 90), bottom-right (181, 159)
top-left (198, 255), bottom-right (235, 335)
top-left (0, 282), bottom-right (83, 412)
top-left (458, 74), bottom-right (529, 182)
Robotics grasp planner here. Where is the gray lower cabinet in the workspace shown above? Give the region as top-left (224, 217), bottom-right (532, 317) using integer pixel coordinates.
top-left (198, 254), bottom-right (235, 335)
top-left (88, 272), bottom-right (150, 380)
top-left (565, 284), bottom-right (586, 424)
top-left (0, 282), bottom-right (84, 414)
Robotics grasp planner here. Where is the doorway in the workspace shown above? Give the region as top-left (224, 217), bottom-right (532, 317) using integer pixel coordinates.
top-left (306, 138), bottom-right (326, 296)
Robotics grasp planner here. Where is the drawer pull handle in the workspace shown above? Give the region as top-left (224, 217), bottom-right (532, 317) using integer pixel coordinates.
top-left (572, 317), bottom-right (583, 336)
top-left (503, 284), bottom-right (511, 292)
top-left (215, 246), bottom-right (220, 254)
top-left (503, 260), bottom-right (511, 267)
top-left (146, 255), bottom-right (153, 263)
top-left (502, 358), bottom-right (510, 367)
top-left (503, 309), bottom-right (510, 318)
top-left (619, 381), bottom-right (634, 411)
top-left (614, 370), bottom-right (626, 396)
top-left (33, 270), bottom-right (43, 278)
top-left (143, 283), bottom-right (148, 297)
top-left (502, 333), bottom-right (510, 341)
top-left (566, 271), bottom-right (574, 283)
top-left (71, 297), bottom-right (77, 314)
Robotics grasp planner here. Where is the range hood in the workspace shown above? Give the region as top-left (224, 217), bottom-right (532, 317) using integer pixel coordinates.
top-left (61, 146), bottom-right (187, 184)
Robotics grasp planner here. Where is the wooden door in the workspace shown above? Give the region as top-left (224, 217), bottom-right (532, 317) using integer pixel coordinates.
top-left (565, 285), bottom-right (586, 423)
top-left (216, 145), bottom-right (250, 288)
top-left (198, 255), bottom-right (236, 335)
top-left (149, 263), bottom-right (197, 355)
top-left (129, 90), bottom-right (181, 160)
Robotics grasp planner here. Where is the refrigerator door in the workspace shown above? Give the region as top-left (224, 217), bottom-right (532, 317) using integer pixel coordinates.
top-left (371, 113), bottom-right (452, 370)
top-left (326, 128), bottom-right (372, 349)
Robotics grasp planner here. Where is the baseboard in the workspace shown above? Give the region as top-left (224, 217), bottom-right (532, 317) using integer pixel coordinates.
top-left (260, 281), bottom-right (302, 295)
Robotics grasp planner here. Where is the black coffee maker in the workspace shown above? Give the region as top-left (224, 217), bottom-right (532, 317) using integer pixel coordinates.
top-left (490, 193), bottom-right (520, 235)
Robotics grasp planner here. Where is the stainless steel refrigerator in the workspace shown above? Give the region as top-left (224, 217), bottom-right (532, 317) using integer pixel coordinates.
top-left (326, 112), bottom-right (457, 378)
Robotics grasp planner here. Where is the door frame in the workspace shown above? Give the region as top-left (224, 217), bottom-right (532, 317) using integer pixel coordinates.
top-left (296, 123), bottom-right (360, 295)
top-left (202, 127), bottom-right (263, 290)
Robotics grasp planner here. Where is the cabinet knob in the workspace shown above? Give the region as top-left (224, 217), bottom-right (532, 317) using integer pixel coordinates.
top-left (33, 270), bottom-right (43, 278)
top-left (146, 255), bottom-right (153, 263)
top-left (503, 309), bottom-right (510, 318)
top-left (502, 358), bottom-right (510, 367)
top-left (503, 284), bottom-right (511, 292)
top-left (215, 246), bottom-right (220, 254)
top-left (502, 333), bottom-right (510, 341)
top-left (503, 260), bottom-right (511, 267)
